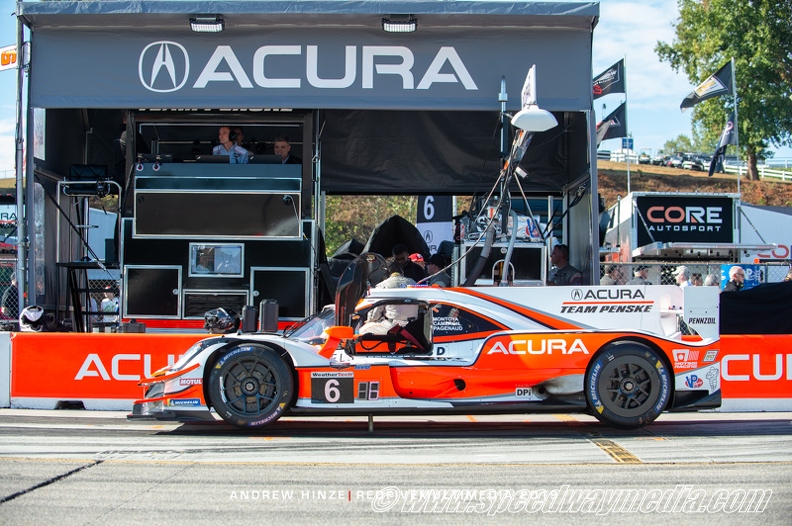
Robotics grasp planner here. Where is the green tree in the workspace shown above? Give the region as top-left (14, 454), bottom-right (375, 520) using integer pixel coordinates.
top-left (655, 0), bottom-right (792, 180)
top-left (323, 195), bottom-right (417, 255)
top-left (662, 134), bottom-right (695, 155)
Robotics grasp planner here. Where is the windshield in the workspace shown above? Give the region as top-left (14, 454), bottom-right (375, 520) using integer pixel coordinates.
top-left (284, 306), bottom-right (335, 345)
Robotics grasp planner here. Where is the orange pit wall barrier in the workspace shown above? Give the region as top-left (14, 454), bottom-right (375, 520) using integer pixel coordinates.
top-left (2, 332), bottom-right (791, 411)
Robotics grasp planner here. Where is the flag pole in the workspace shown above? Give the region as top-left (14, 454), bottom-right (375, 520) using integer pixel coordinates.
top-left (624, 55), bottom-right (630, 194)
top-left (731, 57), bottom-right (740, 198)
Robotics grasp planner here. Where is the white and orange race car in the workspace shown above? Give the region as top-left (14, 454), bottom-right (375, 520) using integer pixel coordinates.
top-left (129, 253), bottom-right (722, 430)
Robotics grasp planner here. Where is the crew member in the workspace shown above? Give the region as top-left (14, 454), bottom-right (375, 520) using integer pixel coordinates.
top-left (213, 126), bottom-right (249, 163)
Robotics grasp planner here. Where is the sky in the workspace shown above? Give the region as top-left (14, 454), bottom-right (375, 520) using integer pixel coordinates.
top-left (0, 0), bottom-right (788, 177)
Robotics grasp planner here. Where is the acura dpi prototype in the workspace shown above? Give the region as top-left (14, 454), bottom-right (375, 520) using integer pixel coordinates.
top-left (129, 253), bottom-right (721, 430)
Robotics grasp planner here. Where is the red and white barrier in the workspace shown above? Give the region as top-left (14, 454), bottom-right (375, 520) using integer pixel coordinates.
top-left (1, 332), bottom-right (790, 411)
top-left (718, 335), bottom-right (792, 411)
top-left (8, 333), bottom-right (206, 410)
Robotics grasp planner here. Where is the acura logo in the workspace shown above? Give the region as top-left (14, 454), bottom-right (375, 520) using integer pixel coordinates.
top-left (139, 41), bottom-right (190, 93)
top-left (571, 289), bottom-right (583, 301)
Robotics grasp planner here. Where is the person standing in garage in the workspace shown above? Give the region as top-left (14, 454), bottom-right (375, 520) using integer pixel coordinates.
top-left (547, 244), bottom-right (582, 286)
top-left (392, 244), bottom-right (426, 282)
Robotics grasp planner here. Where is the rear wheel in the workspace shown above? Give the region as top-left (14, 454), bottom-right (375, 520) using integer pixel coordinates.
top-left (209, 344), bottom-right (293, 428)
top-left (586, 342), bottom-right (671, 429)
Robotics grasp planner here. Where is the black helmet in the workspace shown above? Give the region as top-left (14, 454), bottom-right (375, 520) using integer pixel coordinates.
top-left (19, 305), bottom-right (45, 332)
top-left (203, 307), bottom-right (240, 334)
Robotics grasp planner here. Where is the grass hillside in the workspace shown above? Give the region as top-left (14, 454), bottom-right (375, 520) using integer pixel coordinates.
top-left (597, 161), bottom-right (792, 209)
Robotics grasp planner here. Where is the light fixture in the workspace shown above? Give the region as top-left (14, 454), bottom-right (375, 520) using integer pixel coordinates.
top-left (511, 64), bottom-right (557, 132)
top-left (382, 14), bottom-right (417, 33)
top-left (511, 106), bottom-right (558, 132)
top-left (190, 15), bottom-right (225, 33)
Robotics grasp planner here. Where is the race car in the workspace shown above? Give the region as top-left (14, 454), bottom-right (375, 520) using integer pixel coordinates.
top-left (128, 253), bottom-right (721, 430)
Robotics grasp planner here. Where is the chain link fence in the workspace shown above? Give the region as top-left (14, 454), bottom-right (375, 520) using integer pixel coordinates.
top-left (599, 262), bottom-right (792, 287)
top-left (0, 262), bottom-right (18, 327)
top-left (85, 277), bottom-right (120, 332)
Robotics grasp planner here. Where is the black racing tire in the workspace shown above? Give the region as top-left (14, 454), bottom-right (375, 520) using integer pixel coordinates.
top-left (585, 342), bottom-right (671, 430)
top-left (209, 344), bottom-right (294, 428)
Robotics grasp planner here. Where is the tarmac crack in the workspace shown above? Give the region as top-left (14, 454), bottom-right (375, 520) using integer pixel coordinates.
top-left (0, 459), bottom-right (104, 505)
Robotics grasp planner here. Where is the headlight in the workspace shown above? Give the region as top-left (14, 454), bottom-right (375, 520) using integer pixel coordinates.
top-left (169, 337), bottom-right (226, 372)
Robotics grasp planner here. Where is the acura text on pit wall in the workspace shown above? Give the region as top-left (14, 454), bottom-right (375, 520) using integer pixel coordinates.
top-left (139, 42), bottom-right (478, 93)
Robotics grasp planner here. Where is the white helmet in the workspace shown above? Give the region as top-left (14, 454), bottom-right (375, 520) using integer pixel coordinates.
top-left (19, 305), bottom-right (45, 332)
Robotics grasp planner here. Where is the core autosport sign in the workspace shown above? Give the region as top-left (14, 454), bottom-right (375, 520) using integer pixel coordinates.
top-left (636, 196), bottom-right (734, 246)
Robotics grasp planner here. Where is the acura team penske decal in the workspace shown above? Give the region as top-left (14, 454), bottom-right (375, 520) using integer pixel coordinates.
top-left (561, 288), bottom-right (654, 314)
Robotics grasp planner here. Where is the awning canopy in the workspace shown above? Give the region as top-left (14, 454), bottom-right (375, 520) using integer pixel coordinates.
top-left (19, 1), bottom-right (598, 112)
top-left (19, 0), bottom-right (599, 194)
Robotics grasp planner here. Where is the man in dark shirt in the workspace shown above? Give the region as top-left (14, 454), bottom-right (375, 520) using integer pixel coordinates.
top-left (392, 244), bottom-right (426, 282)
top-left (723, 266), bottom-right (745, 292)
top-left (426, 254), bottom-right (451, 287)
top-left (547, 243), bottom-right (582, 286)
top-left (273, 136), bottom-right (302, 165)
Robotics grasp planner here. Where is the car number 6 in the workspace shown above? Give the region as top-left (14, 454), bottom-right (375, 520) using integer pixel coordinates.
top-left (325, 379), bottom-right (341, 403)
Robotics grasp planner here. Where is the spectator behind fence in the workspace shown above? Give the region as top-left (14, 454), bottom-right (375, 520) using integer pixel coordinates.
top-left (101, 287), bottom-right (119, 324)
top-left (600, 265), bottom-right (622, 285)
top-left (723, 266), bottom-right (745, 292)
top-left (1, 276), bottom-right (19, 319)
top-left (627, 266), bottom-right (652, 285)
top-left (691, 273), bottom-right (703, 286)
top-left (673, 265), bottom-right (691, 287)
top-left (704, 274), bottom-right (720, 287)
top-left (784, 269), bottom-right (792, 282)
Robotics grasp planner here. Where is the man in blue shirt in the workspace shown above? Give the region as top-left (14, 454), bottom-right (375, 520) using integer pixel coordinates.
top-left (212, 126), bottom-right (249, 163)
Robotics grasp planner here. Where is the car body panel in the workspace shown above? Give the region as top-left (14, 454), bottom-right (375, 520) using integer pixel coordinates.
top-left (129, 255), bottom-right (722, 428)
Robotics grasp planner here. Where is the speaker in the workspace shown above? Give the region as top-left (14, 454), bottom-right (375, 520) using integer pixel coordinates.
top-left (259, 299), bottom-right (278, 333)
top-left (104, 238), bottom-right (118, 265)
top-left (241, 305), bottom-right (258, 333)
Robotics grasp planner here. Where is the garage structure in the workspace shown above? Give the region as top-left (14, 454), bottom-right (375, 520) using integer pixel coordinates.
top-left (15, 1), bottom-right (600, 329)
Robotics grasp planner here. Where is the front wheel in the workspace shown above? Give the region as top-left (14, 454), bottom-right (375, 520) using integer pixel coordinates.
top-left (586, 342), bottom-right (671, 429)
top-left (209, 344), bottom-right (294, 428)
